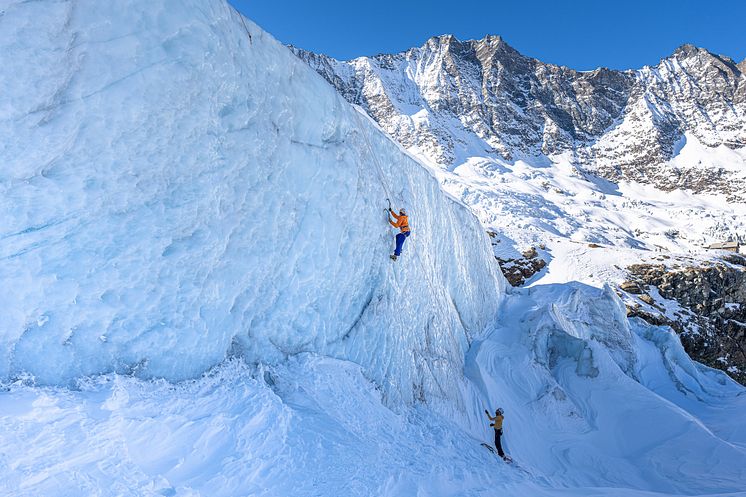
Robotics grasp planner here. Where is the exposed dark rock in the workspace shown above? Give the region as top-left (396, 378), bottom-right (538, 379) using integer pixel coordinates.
top-left (495, 246), bottom-right (547, 286)
top-left (620, 280), bottom-right (644, 294)
top-left (623, 261), bottom-right (746, 385)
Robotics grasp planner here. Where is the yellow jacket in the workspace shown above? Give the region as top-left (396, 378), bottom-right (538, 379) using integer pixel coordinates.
top-left (487, 412), bottom-right (504, 430)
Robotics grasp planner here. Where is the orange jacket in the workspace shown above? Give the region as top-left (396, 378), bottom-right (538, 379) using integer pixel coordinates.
top-left (389, 210), bottom-right (410, 232)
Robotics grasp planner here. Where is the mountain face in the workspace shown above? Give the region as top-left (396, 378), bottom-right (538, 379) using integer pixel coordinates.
top-left (293, 36), bottom-right (746, 198)
top-left (294, 36), bottom-right (746, 385)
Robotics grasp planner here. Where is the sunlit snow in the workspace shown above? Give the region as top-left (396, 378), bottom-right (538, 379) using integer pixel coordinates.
top-left (0, 1), bottom-right (744, 496)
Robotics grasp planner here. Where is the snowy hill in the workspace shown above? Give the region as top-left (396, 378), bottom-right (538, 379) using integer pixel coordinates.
top-left (294, 36), bottom-right (746, 198)
top-left (0, 1), bottom-right (745, 496)
top-left (293, 36), bottom-right (746, 248)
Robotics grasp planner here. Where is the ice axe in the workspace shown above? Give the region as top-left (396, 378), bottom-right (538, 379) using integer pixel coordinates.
top-left (384, 198), bottom-right (393, 222)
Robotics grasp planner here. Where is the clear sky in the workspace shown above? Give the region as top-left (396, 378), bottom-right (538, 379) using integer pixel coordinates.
top-left (229, 0), bottom-right (746, 71)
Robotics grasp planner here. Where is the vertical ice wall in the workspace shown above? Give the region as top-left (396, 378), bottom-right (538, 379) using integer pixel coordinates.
top-left (0, 0), bottom-right (505, 405)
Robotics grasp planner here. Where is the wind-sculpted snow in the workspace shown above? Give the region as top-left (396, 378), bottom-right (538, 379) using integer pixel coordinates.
top-left (0, 0), bottom-right (504, 404)
top-left (546, 284), bottom-right (637, 375)
top-left (3, 287), bottom-right (744, 496)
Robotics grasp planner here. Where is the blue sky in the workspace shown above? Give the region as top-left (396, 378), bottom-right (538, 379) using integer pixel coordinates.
top-left (230, 0), bottom-right (746, 71)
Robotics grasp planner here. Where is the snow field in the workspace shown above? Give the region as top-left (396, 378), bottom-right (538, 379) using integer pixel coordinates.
top-left (2, 284), bottom-right (744, 497)
top-left (0, 357), bottom-right (548, 497)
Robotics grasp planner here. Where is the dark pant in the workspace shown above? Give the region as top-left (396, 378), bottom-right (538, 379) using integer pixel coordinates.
top-left (394, 231), bottom-right (410, 256)
top-left (494, 429), bottom-right (505, 457)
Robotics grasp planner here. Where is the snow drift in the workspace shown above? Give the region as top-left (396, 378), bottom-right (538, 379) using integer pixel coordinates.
top-left (0, 0), bottom-right (504, 405)
top-left (466, 283), bottom-right (746, 495)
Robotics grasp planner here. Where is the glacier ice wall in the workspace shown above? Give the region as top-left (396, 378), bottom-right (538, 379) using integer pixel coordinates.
top-left (0, 0), bottom-right (505, 403)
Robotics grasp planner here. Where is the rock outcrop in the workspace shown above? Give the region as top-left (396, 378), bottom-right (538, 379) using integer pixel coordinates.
top-left (622, 257), bottom-right (746, 384)
top-left (496, 247), bottom-right (547, 287)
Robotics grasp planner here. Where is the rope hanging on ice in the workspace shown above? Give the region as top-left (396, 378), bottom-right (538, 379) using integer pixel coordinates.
top-left (229, 5), bottom-right (253, 45)
top-left (351, 105), bottom-right (394, 201)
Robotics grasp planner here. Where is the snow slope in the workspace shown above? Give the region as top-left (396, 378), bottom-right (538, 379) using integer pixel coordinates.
top-left (0, 0), bottom-right (503, 409)
top-left (467, 283), bottom-right (746, 495)
top-left (2, 285), bottom-right (744, 497)
top-left (1, 1), bottom-right (745, 496)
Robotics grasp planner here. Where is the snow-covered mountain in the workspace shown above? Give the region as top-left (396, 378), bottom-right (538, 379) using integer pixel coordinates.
top-left (294, 35), bottom-right (746, 383)
top-left (0, 1), bottom-right (745, 496)
top-left (294, 36), bottom-right (746, 198)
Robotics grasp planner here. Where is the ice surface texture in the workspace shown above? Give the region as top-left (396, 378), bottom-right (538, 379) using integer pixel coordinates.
top-left (2, 286), bottom-right (744, 496)
top-left (465, 283), bottom-right (746, 494)
top-left (0, 0), bottom-right (504, 404)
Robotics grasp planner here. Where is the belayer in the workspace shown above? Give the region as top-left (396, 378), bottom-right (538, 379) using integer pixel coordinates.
top-left (485, 407), bottom-right (507, 459)
top-left (388, 206), bottom-right (410, 261)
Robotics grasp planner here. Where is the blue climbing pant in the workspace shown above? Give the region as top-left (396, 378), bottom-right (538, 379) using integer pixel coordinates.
top-left (394, 231), bottom-right (410, 256)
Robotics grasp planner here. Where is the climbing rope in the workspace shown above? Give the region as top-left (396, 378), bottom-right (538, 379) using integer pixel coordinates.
top-left (350, 102), bottom-right (468, 401)
top-left (350, 103), bottom-right (445, 308)
top-left (229, 4), bottom-right (253, 45)
top-left (351, 105), bottom-right (394, 201)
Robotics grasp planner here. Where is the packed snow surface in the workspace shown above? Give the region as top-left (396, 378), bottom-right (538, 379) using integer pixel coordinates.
top-left (1, 1), bottom-right (745, 496)
top-left (3, 284), bottom-right (745, 496)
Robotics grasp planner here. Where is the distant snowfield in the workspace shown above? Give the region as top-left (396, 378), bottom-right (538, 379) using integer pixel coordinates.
top-left (425, 134), bottom-right (746, 289)
top-left (0, 0), bottom-right (745, 496)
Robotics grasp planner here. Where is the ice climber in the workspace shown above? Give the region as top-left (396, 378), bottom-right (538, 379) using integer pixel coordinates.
top-left (485, 408), bottom-right (507, 459)
top-left (388, 207), bottom-right (410, 261)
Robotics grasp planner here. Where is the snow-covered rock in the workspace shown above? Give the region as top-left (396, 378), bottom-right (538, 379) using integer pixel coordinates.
top-left (0, 0), bottom-right (504, 409)
top-left (294, 36), bottom-right (746, 198)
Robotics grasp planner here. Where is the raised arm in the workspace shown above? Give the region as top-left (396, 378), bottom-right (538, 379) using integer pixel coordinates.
top-left (484, 409), bottom-right (496, 421)
top-left (389, 209), bottom-right (402, 228)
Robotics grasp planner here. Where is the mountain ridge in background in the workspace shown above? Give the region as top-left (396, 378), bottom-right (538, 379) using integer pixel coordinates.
top-left (293, 34), bottom-right (746, 198)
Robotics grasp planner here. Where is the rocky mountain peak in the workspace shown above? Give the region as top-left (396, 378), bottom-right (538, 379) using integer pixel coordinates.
top-left (667, 43), bottom-right (742, 75)
top-left (671, 43), bottom-right (707, 59)
top-left (294, 37), bottom-right (746, 198)
top-left (478, 33), bottom-right (504, 46)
